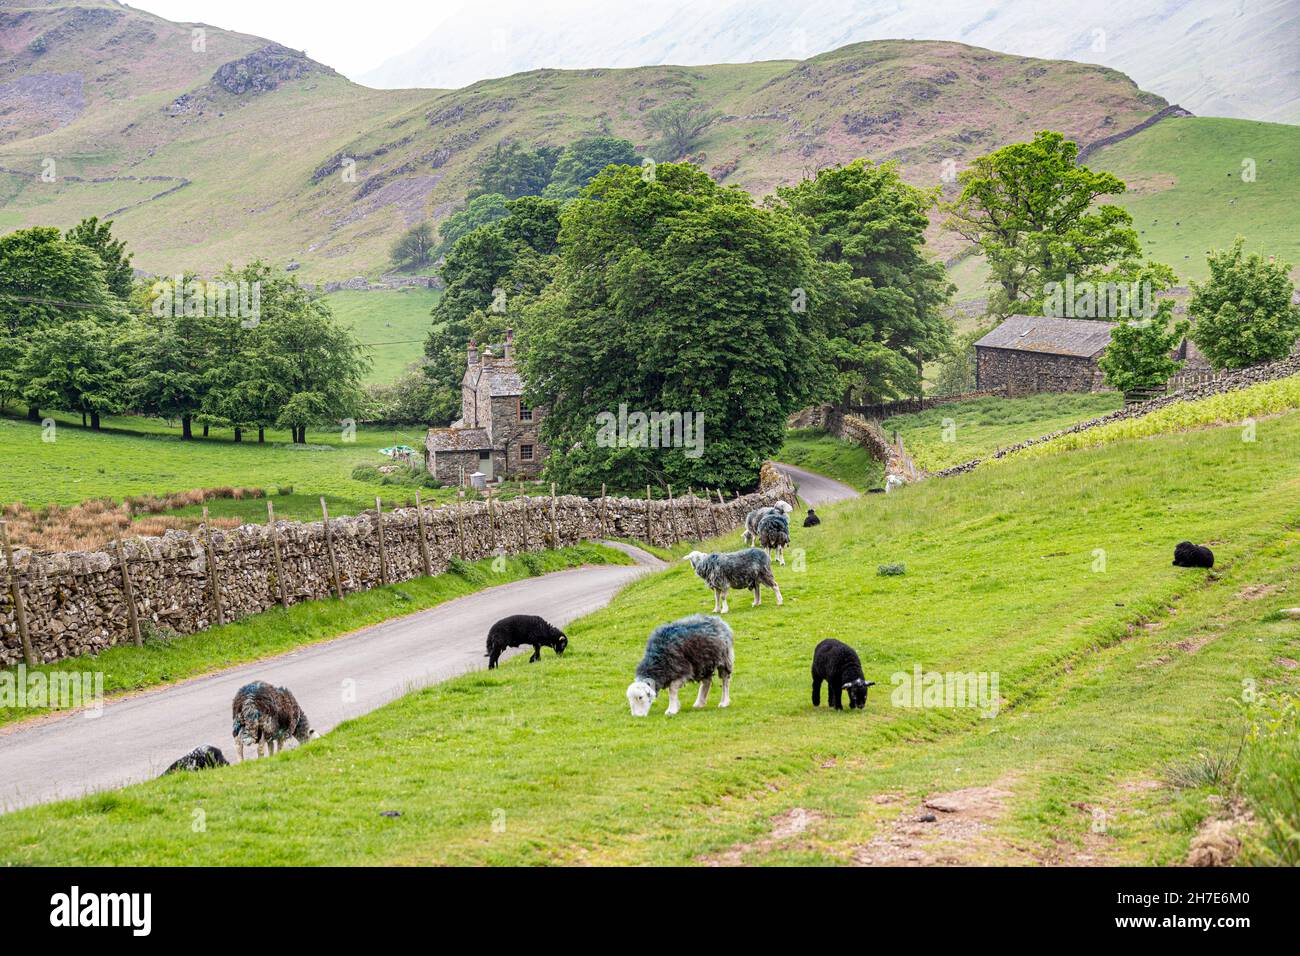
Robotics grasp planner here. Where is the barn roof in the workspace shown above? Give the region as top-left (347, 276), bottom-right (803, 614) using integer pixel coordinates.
top-left (975, 315), bottom-right (1117, 358)
top-left (426, 427), bottom-right (492, 452)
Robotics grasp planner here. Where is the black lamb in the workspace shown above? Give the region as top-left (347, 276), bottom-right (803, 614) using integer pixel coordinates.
top-left (232, 681), bottom-right (315, 760)
top-left (1173, 541), bottom-right (1214, 568)
top-left (803, 508), bottom-right (821, 527)
top-left (162, 745), bottom-right (229, 776)
top-left (811, 638), bottom-right (875, 710)
top-left (485, 614), bottom-right (568, 669)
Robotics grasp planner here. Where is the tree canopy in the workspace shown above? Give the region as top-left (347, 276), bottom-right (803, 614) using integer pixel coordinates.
top-left (1189, 238), bottom-right (1300, 370)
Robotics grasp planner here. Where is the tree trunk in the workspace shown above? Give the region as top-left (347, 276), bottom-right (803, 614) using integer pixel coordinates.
top-left (90, 411), bottom-right (101, 430)
top-left (234, 427), bottom-right (242, 443)
top-left (258, 427), bottom-right (265, 443)
top-left (203, 423), bottom-right (209, 437)
top-left (26, 406), bottom-right (39, 422)
top-left (81, 412), bottom-right (87, 427)
top-left (182, 415), bottom-right (193, 440)
top-left (299, 426), bottom-right (307, 444)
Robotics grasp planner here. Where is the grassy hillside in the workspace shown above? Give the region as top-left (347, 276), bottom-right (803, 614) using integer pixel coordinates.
top-left (1089, 116), bottom-right (1300, 281)
top-left (0, 2), bottom-right (1170, 278)
top-left (3, 408), bottom-right (1297, 864)
top-left (323, 287), bottom-right (440, 384)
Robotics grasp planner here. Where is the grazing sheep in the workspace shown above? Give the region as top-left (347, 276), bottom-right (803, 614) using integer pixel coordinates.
top-left (742, 500), bottom-right (793, 545)
top-left (626, 614), bottom-right (733, 717)
top-left (803, 508), bottom-right (821, 528)
top-left (162, 745), bottom-right (229, 776)
top-left (231, 681), bottom-right (316, 760)
top-left (682, 547), bottom-right (782, 614)
top-left (884, 474), bottom-right (906, 494)
top-left (811, 639), bottom-right (875, 710)
top-left (1173, 541), bottom-right (1214, 568)
top-left (755, 511), bottom-right (790, 565)
top-left (485, 613), bottom-right (568, 669)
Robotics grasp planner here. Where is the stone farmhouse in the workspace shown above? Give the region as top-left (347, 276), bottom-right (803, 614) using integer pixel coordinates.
top-left (425, 331), bottom-right (548, 484)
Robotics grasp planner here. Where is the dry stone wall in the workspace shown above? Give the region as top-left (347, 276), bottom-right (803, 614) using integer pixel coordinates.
top-left (1, 474), bottom-right (796, 668)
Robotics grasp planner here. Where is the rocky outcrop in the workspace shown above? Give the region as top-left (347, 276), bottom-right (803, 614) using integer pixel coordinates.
top-left (211, 44), bottom-right (330, 96)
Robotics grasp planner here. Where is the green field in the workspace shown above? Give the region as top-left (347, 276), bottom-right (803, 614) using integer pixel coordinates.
top-left (0, 409), bottom-right (448, 521)
top-left (4, 408), bottom-right (1297, 864)
top-left (322, 288), bottom-right (441, 385)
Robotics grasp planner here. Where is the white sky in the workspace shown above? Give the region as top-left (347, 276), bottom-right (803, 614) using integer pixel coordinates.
top-left (125, 0), bottom-right (486, 78)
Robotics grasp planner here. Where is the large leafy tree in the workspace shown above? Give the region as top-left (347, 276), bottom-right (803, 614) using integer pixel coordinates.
top-left (0, 226), bottom-right (126, 419)
top-left (519, 162), bottom-right (829, 490)
top-left (423, 197), bottom-right (563, 423)
top-left (469, 142), bottom-right (560, 200)
top-left (65, 216), bottom-right (134, 300)
top-left (943, 130), bottom-right (1142, 318)
top-left (121, 273), bottom-right (212, 439)
top-left (775, 159), bottom-right (953, 404)
top-left (436, 192), bottom-right (510, 255)
top-left (543, 136), bottom-right (640, 198)
top-left (19, 318), bottom-right (130, 429)
top-left (1189, 238), bottom-right (1300, 370)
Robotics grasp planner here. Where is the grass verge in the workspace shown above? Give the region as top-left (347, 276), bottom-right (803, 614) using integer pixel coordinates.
top-left (780, 429), bottom-right (884, 491)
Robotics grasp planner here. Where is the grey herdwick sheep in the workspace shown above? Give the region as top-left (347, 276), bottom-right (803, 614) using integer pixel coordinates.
top-left (626, 614), bottom-right (733, 717)
top-left (682, 547), bottom-right (783, 613)
top-left (231, 681), bottom-right (316, 760)
top-left (742, 500), bottom-right (793, 545)
top-left (755, 511), bottom-right (790, 565)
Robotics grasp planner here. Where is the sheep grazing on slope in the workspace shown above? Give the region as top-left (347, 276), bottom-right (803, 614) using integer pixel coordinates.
top-left (231, 681), bottom-right (316, 760)
top-left (803, 508), bottom-right (821, 527)
top-left (485, 613), bottom-right (568, 669)
top-left (1173, 541), bottom-right (1215, 568)
top-left (626, 614), bottom-right (733, 717)
top-left (755, 511), bottom-right (790, 565)
top-left (162, 745), bottom-right (229, 776)
top-left (811, 639), bottom-right (875, 710)
top-left (884, 474), bottom-right (906, 494)
top-left (682, 547), bottom-right (782, 614)
top-left (742, 500), bottom-right (793, 545)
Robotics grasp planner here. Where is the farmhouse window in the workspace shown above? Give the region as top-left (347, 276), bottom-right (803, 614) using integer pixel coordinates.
top-left (520, 444), bottom-right (534, 461)
top-left (518, 399), bottom-right (533, 421)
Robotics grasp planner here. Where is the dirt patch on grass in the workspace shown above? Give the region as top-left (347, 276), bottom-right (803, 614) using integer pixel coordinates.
top-left (850, 782), bottom-right (1026, 866)
top-left (701, 807), bottom-right (827, 866)
top-left (1236, 584), bottom-right (1280, 601)
top-left (1187, 801), bottom-right (1254, 867)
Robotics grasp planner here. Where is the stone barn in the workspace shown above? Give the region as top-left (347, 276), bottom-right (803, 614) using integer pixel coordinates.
top-left (425, 331), bottom-right (548, 485)
top-left (974, 315), bottom-right (1117, 395)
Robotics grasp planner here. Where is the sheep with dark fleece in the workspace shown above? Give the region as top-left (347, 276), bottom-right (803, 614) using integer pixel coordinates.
top-left (626, 614), bottom-right (733, 716)
top-left (1173, 541), bottom-right (1214, 568)
top-left (742, 500), bottom-right (793, 545)
top-left (683, 547), bottom-right (782, 614)
top-left (811, 639), bottom-right (875, 710)
top-left (485, 614), bottom-right (568, 669)
top-left (162, 745), bottom-right (229, 775)
top-left (755, 511), bottom-right (790, 565)
top-left (231, 681), bottom-right (316, 760)
top-left (803, 508), bottom-right (821, 527)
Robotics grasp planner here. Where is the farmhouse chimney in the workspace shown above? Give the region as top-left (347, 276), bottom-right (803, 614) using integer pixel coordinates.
top-left (467, 339), bottom-right (479, 366)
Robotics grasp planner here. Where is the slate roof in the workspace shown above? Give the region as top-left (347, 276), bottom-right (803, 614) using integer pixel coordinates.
top-left (974, 315), bottom-right (1117, 358)
top-left (425, 427), bottom-right (492, 452)
top-left (487, 366), bottom-right (524, 397)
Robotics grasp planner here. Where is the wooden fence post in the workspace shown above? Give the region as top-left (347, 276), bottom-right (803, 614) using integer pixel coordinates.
top-left (456, 487), bottom-right (465, 558)
top-left (666, 484), bottom-right (679, 542)
top-left (115, 538), bottom-right (143, 647)
top-left (414, 489), bottom-right (432, 577)
top-left (520, 494), bottom-right (530, 551)
top-left (548, 482), bottom-right (559, 549)
top-left (645, 485), bottom-right (653, 546)
top-left (201, 506), bottom-right (225, 626)
top-left (320, 497), bottom-right (343, 599)
top-left (374, 497), bottom-right (389, 586)
top-left (1, 520), bottom-right (35, 666)
top-left (712, 488), bottom-right (724, 535)
top-left (687, 487), bottom-right (703, 540)
top-left (600, 483), bottom-right (608, 539)
top-left (266, 500), bottom-right (289, 609)
top-left (488, 487), bottom-right (497, 549)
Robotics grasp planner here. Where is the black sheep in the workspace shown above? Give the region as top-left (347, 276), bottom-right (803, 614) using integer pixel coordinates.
top-left (811, 638), bottom-right (875, 710)
top-left (162, 745), bottom-right (229, 776)
top-left (231, 681), bottom-right (315, 760)
top-left (803, 508), bottom-right (821, 527)
top-left (486, 614), bottom-right (568, 669)
top-left (1173, 541), bottom-right (1214, 568)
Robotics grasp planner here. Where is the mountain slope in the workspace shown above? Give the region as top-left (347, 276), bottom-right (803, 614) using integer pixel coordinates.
top-left (362, 0), bottom-right (1300, 125)
top-left (0, 3), bottom-right (1172, 278)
